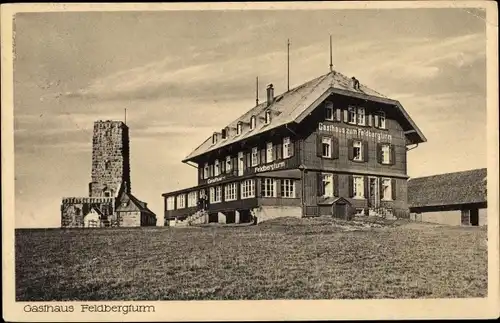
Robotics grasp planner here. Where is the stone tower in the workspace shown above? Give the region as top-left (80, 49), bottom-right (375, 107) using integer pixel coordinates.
top-left (88, 120), bottom-right (131, 198)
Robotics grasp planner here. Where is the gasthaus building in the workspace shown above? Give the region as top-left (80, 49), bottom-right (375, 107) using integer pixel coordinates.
top-left (162, 70), bottom-right (427, 226)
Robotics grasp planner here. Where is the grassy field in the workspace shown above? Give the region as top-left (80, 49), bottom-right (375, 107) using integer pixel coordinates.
top-left (15, 217), bottom-right (487, 301)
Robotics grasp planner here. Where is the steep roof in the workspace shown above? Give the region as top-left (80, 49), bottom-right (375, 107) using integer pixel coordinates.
top-left (408, 168), bottom-right (487, 208)
top-left (183, 70), bottom-right (426, 162)
top-left (116, 191), bottom-right (156, 216)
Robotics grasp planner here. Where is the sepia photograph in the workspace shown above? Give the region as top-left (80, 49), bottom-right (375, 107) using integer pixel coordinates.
top-left (2, 1), bottom-right (499, 321)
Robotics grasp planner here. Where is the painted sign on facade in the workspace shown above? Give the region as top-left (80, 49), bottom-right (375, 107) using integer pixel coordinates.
top-left (207, 176), bottom-right (226, 184)
top-left (318, 122), bottom-right (392, 142)
top-left (254, 161), bottom-right (286, 173)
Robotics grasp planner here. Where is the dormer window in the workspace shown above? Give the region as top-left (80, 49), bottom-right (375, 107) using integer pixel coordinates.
top-left (221, 128), bottom-right (228, 140)
top-left (212, 132), bottom-right (218, 144)
top-left (265, 110), bottom-right (271, 125)
top-left (250, 116), bottom-right (256, 130)
top-left (237, 122), bottom-right (242, 135)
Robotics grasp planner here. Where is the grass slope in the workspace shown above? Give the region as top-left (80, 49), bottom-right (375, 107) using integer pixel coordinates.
top-left (15, 217), bottom-right (487, 301)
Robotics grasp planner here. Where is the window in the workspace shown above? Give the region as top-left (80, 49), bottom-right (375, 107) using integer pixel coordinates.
top-left (250, 116), bottom-right (256, 130)
top-left (166, 196), bottom-right (175, 210)
top-left (209, 186), bottom-right (222, 203)
top-left (322, 173), bottom-right (334, 197)
top-left (283, 137), bottom-right (292, 159)
top-left (325, 102), bottom-right (334, 121)
top-left (225, 183), bottom-right (237, 201)
top-left (375, 111), bottom-right (386, 129)
top-left (176, 194), bottom-right (186, 209)
top-left (238, 152), bottom-right (244, 176)
top-left (353, 176), bottom-right (364, 198)
top-left (348, 106), bottom-right (357, 124)
top-left (353, 140), bottom-right (363, 161)
top-left (251, 147), bottom-right (259, 166)
top-left (381, 178), bottom-right (392, 200)
top-left (381, 144), bottom-right (390, 164)
top-left (237, 122), bottom-right (242, 135)
top-left (265, 110), bottom-right (271, 124)
top-left (221, 128), bottom-right (228, 139)
top-left (214, 160), bottom-right (220, 176)
top-left (266, 142), bottom-right (273, 163)
top-left (212, 132), bottom-right (218, 144)
top-left (281, 179), bottom-right (296, 198)
top-left (261, 178), bottom-right (276, 197)
top-left (322, 137), bottom-right (332, 158)
top-left (187, 191), bottom-right (197, 207)
top-left (226, 156), bottom-right (232, 173)
top-left (204, 163), bottom-right (209, 179)
top-left (241, 179), bottom-right (255, 199)
top-left (357, 107), bottom-right (365, 125)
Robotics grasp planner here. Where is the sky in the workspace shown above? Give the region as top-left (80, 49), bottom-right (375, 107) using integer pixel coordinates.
top-left (13, 8), bottom-right (487, 228)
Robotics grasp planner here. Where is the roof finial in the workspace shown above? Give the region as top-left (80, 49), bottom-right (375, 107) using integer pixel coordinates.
top-left (329, 34), bottom-right (333, 72)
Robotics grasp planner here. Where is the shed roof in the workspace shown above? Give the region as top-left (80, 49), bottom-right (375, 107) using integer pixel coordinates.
top-left (408, 168), bottom-right (487, 208)
top-left (183, 70), bottom-right (426, 162)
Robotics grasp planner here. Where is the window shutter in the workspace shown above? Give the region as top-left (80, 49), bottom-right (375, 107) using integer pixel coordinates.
top-left (317, 172), bottom-right (324, 196)
top-left (332, 137), bottom-right (339, 159)
top-left (276, 143), bottom-right (282, 160)
top-left (347, 139), bottom-right (354, 160)
top-left (232, 157), bottom-right (237, 175)
top-left (374, 115), bottom-right (379, 128)
top-left (376, 143), bottom-right (381, 164)
top-left (348, 175), bottom-right (354, 197)
top-left (261, 149), bottom-right (266, 165)
top-left (289, 140), bottom-right (295, 157)
top-left (256, 148), bottom-right (261, 165)
top-left (364, 176), bottom-right (369, 198)
top-left (391, 179), bottom-right (397, 200)
top-left (333, 174), bottom-right (339, 197)
top-left (199, 167), bottom-right (203, 180)
top-left (390, 144), bottom-right (396, 165)
top-left (363, 141), bottom-right (369, 162)
top-left (379, 178), bottom-right (384, 200)
top-left (367, 113), bottom-right (373, 127)
top-left (257, 179), bottom-right (262, 197)
top-left (276, 179), bottom-right (281, 198)
top-left (272, 144), bottom-right (277, 162)
top-left (335, 108), bottom-right (341, 122)
top-left (343, 109), bottom-right (349, 122)
top-left (316, 134), bottom-right (323, 157)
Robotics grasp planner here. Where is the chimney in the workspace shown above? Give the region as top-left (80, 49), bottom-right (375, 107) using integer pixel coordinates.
top-left (351, 77), bottom-right (360, 90)
top-left (266, 84), bottom-right (274, 106)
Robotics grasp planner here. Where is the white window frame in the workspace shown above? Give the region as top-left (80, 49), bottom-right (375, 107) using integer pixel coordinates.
top-left (214, 159), bottom-right (220, 176)
top-left (381, 178), bottom-right (392, 201)
top-left (357, 107), bottom-right (366, 126)
top-left (262, 178), bottom-right (277, 197)
top-left (283, 137), bottom-right (291, 159)
top-left (226, 156), bottom-right (232, 173)
top-left (187, 191), bottom-right (197, 207)
top-left (353, 176), bottom-right (365, 198)
top-left (325, 102), bottom-right (334, 121)
top-left (265, 110), bottom-right (271, 125)
top-left (322, 137), bottom-right (332, 158)
top-left (238, 152), bottom-right (244, 176)
top-left (237, 122), bottom-right (242, 135)
top-left (377, 111), bottom-right (386, 129)
top-left (348, 106), bottom-right (357, 124)
top-left (176, 194), bottom-right (186, 209)
top-left (240, 179), bottom-right (255, 199)
top-left (266, 142), bottom-right (273, 163)
top-left (381, 144), bottom-right (390, 164)
top-left (322, 173), bottom-right (334, 197)
top-left (225, 183), bottom-right (237, 201)
top-left (210, 186), bottom-right (222, 204)
top-left (251, 147), bottom-right (258, 166)
top-left (250, 116), bottom-right (256, 130)
top-left (203, 163), bottom-right (209, 179)
top-left (212, 133), bottom-right (218, 145)
top-left (353, 140), bottom-right (363, 161)
top-left (166, 196), bottom-right (175, 210)
top-left (281, 179), bottom-right (296, 198)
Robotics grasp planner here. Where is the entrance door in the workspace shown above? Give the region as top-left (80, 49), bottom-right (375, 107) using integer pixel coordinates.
top-left (368, 177), bottom-right (379, 208)
top-left (470, 208), bottom-right (479, 226)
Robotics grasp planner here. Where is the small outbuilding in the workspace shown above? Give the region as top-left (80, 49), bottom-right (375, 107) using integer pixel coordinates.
top-left (408, 168), bottom-right (487, 226)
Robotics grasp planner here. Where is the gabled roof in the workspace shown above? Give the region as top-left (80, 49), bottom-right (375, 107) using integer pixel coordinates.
top-left (183, 70), bottom-right (426, 162)
top-left (116, 191), bottom-right (156, 216)
top-left (408, 168), bottom-right (487, 209)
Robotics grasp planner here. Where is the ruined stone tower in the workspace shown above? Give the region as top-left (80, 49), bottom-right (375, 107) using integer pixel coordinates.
top-left (88, 120), bottom-right (131, 198)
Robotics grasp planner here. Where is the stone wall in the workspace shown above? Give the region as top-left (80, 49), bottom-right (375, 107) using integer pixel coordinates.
top-left (89, 121), bottom-right (131, 197)
top-left (61, 197), bottom-right (114, 228)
